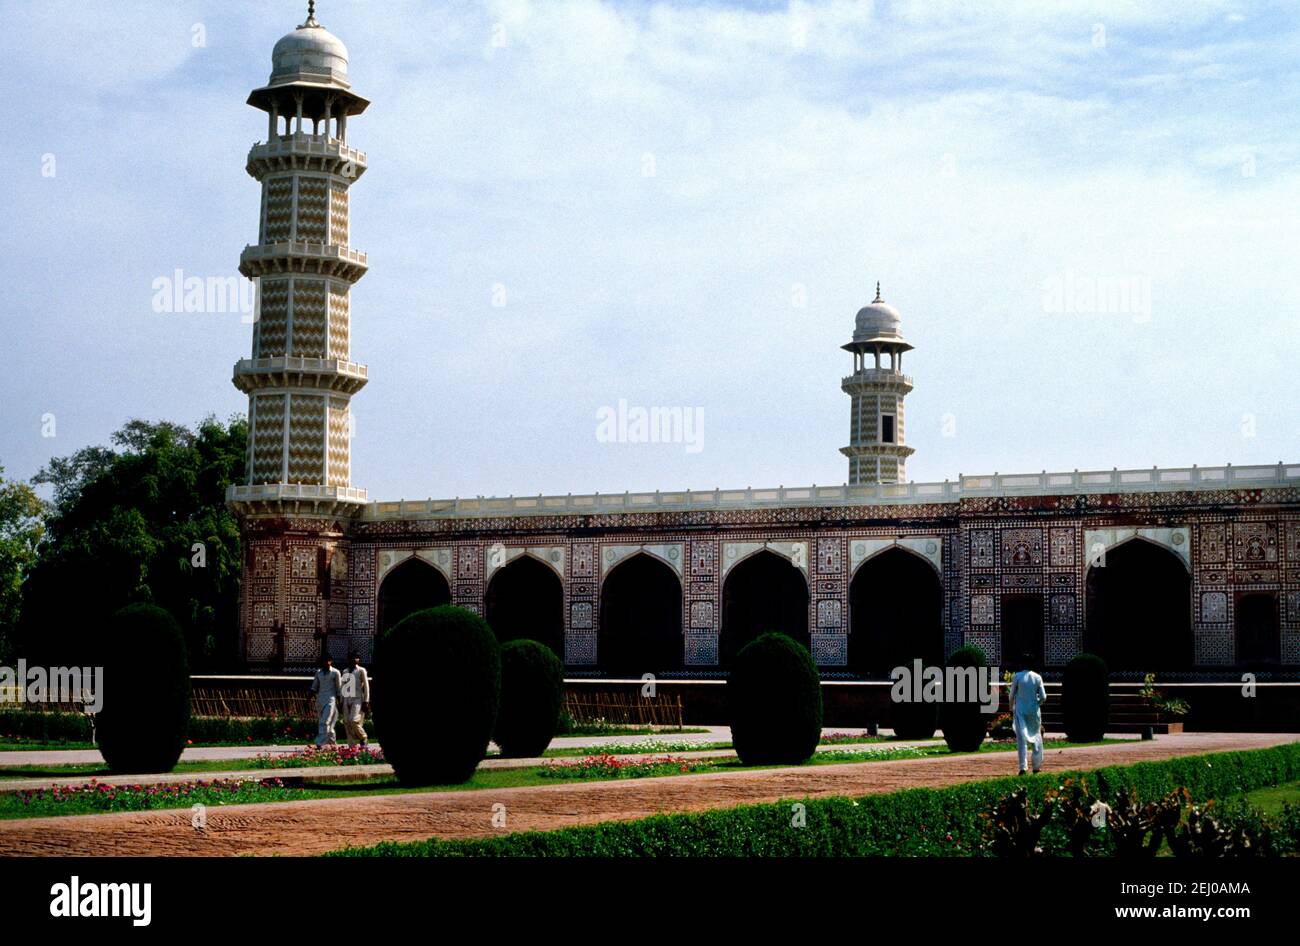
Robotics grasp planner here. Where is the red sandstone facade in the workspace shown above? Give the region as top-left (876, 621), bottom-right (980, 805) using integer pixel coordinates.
top-left (233, 472), bottom-right (1300, 677)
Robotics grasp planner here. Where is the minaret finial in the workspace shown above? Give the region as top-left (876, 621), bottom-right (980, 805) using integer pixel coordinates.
top-left (302, 1), bottom-right (319, 28)
top-left (874, 281), bottom-right (882, 303)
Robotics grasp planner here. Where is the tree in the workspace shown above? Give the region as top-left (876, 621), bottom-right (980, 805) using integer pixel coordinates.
top-left (18, 415), bottom-right (246, 670)
top-left (0, 466), bottom-right (45, 661)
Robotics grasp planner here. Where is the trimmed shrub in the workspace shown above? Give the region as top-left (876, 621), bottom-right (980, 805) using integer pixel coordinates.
top-left (939, 644), bottom-right (989, 753)
top-left (1062, 652), bottom-right (1110, 742)
top-left (374, 605), bottom-right (500, 785)
top-left (494, 639), bottom-right (564, 758)
top-left (96, 604), bottom-right (191, 774)
top-left (728, 632), bottom-right (823, 765)
top-left (889, 658), bottom-right (940, 738)
top-left (327, 742), bottom-right (1300, 858)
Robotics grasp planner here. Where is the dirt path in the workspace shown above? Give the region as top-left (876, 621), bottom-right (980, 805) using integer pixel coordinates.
top-left (0, 732), bottom-right (1293, 857)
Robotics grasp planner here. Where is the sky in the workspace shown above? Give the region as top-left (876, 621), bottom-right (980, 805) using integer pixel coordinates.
top-left (1, 0), bottom-right (1297, 502)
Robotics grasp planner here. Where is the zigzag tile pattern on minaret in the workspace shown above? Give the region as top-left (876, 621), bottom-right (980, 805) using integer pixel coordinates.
top-left (250, 394), bottom-right (286, 484)
top-left (229, 2), bottom-right (371, 515)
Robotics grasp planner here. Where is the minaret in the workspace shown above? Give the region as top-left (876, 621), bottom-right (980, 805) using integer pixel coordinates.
top-left (840, 282), bottom-right (915, 485)
top-left (229, 1), bottom-right (370, 519)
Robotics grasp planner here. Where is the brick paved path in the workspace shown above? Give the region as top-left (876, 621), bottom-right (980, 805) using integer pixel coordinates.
top-left (0, 732), bottom-right (1292, 857)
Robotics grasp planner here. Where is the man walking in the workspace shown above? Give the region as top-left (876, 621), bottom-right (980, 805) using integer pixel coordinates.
top-left (341, 651), bottom-right (371, 748)
top-left (309, 655), bottom-right (344, 748)
top-left (1008, 652), bottom-right (1047, 775)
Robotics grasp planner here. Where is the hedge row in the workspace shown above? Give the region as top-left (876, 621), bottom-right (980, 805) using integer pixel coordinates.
top-left (328, 743), bottom-right (1300, 857)
top-left (0, 711), bottom-right (373, 746)
top-left (0, 709), bottom-right (92, 743)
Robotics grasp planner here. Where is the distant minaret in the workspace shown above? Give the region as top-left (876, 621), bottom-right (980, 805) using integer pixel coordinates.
top-left (231, 1), bottom-right (370, 515)
top-left (840, 282), bottom-right (915, 485)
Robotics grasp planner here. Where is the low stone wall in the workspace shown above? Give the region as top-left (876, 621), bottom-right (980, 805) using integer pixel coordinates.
top-left (563, 679), bottom-right (1300, 733)
top-left (188, 676), bottom-right (1300, 732)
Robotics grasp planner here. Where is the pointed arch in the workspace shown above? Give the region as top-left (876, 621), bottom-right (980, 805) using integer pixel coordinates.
top-left (376, 558), bottom-right (451, 635)
top-left (1085, 537), bottom-right (1192, 671)
top-left (848, 545), bottom-right (944, 678)
top-left (722, 541), bottom-right (808, 580)
top-left (487, 546), bottom-right (566, 584)
top-left (598, 553), bottom-right (683, 677)
top-left (850, 541), bottom-right (943, 581)
top-left (720, 549), bottom-right (810, 668)
top-left (1086, 530), bottom-right (1191, 574)
top-left (485, 555), bottom-right (565, 660)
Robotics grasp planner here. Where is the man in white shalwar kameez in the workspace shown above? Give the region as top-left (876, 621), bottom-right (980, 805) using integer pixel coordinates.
top-left (1008, 653), bottom-right (1047, 775)
top-left (309, 656), bottom-right (344, 748)
top-left (340, 651), bottom-right (371, 748)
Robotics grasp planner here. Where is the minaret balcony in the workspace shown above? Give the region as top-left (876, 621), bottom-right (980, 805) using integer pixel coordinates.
top-left (232, 356), bottom-right (368, 395)
top-left (226, 483), bottom-right (369, 520)
top-left (840, 443), bottom-right (917, 460)
top-left (239, 241), bottom-right (368, 282)
top-left (246, 133), bottom-right (368, 180)
top-left (841, 368), bottom-right (913, 392)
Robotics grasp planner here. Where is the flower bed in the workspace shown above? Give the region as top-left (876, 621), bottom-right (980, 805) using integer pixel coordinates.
top-left (816, 745), bottom-right (937, 761)
top-left (7, 778), bottom-right (302, 818)
top-left (249, 745), bottom-right (385, 769)
top-left (538, 753), bottom-right (713, 780)
top-left (819, 732), bottom-right (880, 745)
top-left (578, 738), bottom-right (712, 755)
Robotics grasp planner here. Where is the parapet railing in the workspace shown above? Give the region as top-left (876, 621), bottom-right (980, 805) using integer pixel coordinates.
top-left (249, 133), bottom-right (367, 166)
top-left (227, 484), bottom-right (369, 504)
top-left (359, 462), bottom-right (1300, 520)
top-left (240, 242), bottom-right (367, 265)
top-left (234, 356), bottom-right (368, 378)
top-left (840, 369), bottom-right (914, 387)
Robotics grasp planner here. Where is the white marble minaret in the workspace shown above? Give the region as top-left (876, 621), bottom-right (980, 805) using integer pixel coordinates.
top-left (840, 282), bottom-right (915, 485)
top-left (229, 1), bottom-right (370, 520)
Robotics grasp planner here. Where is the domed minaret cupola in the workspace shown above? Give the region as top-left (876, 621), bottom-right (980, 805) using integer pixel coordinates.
top-left (230, 1), bottom-right (371, 518)
top-left (840, 282), bottom-right (915, 485)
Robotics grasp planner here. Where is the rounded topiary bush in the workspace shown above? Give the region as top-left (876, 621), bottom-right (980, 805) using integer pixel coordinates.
top-left (494, 638), bottom-right (565, 758)
top-left (1062, 652), bottom-right (1109, 743)
top-left (96, 603), bottom-right (191, 774)
top-left (939, 644), bottom-right (989, 753)
top-left (728, 632), bottom-right (823, 765)
top-left (374, 605), bottom-right (500, 785)
top-left (889, 658), bottom-right (940, 739)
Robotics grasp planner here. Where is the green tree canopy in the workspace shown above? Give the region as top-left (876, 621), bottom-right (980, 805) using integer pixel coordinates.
top-left (0, 466), bottom-right (46, 660)
top-left (18, 415), bottom-right (246, 671)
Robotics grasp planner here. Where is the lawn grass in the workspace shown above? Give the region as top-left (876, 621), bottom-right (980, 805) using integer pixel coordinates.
top-left (1241, 779), bottom-right (1300, 816)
